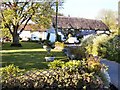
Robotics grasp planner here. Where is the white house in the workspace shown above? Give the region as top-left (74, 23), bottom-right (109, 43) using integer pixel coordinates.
top-left (19, 31), bottom-right (31, 41)
top-left (19, 24), bottom-right (65, 42)
top-left (31, 31), bottom-right (41, 41)
top-left (46, 27), bottom-right (65, 42)
top-left (18, 16), bottom-right (110, 42)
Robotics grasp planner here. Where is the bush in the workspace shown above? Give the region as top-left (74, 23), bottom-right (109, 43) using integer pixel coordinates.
top-left (81, 34), bottom-right (111, 56)
top-left (48, 60), bottom-right (64, 69)
top-left (81, 34), bottom-right (96, 55)
top-left (1, 57), bottom-right (110, 89)
top-left (62, 54), bottom-right (110, 88)
top-left (98, 35), bottom-right (120, 63)
top-left (0, 64), bottom-right (24, 83)
top-left (81, 34), bottom-right (120, 63)
top-left (64, 46), bottom-right (87, 60)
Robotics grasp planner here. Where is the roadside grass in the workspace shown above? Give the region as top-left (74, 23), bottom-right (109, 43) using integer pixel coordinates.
top-left (1, 42), bottom-right (66, 71)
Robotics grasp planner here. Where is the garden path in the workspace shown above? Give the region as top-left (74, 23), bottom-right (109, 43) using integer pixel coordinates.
top-left (101, 59), bottom-right (120, 90)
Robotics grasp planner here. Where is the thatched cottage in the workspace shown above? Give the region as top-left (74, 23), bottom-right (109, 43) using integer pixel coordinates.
top-left (52, 16), bottom-right (110, 36)
top-left (19, 16), bottom-right (110, 42)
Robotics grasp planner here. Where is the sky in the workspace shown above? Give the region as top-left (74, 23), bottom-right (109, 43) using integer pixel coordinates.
top-left (59, 0), bottom-right (119, 19)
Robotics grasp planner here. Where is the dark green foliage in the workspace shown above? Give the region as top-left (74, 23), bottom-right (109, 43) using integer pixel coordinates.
top-left (56, 34), bottom-right (62, 42)
top-left (10, 43), bottom-right (22, 47)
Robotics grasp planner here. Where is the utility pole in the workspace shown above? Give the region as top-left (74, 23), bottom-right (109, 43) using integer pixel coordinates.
top-left (55, 0), bottom-right (58, 41)
top-left (54, 0), bottom-right (63, 41)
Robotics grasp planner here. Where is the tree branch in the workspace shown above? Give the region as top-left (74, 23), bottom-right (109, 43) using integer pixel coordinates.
top-left (3, 2), bottom-right (12, 9)
top-left (18, 15), bottom-right (32, 35)
top-left (1, 11), bottom-right (13, 34)
top-left (19, 3), bottom-right (36, 35)
top-left (18, 2), bottom-right (34, 25)
top-left (18, 2), bottom-right (29, 16)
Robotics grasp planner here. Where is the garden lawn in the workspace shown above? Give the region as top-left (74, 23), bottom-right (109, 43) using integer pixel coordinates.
top-left (2, 42), bottom-right (43, 50)
top-left (1, 42), bottom-right (66, 71)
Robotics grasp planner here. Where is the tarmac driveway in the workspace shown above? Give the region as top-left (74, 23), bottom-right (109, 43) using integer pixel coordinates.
top-left (101, 59), bottom-right (120, 89)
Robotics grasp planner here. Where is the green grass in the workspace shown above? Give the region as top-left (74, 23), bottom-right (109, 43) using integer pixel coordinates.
top-left (2, 42), bottom-right (43, 50)
top-left (1, 42), bottom-right (66, 71)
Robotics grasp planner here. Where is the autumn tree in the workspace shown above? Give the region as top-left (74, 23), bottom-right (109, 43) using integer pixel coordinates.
top-left (0, 12), bottom-right (12, 39)
top-left (0, 1), bottom-right (54, 46)
top-left (32, 0), bottom-right (64, 42)
top-left (33, 2), bottom-right (56, 30)
top-left (96, 9), bottom-right (117, 33)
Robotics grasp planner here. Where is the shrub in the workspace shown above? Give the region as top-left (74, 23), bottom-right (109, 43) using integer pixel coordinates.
top-left (0, 64), bottom-right (24, 83)
top-left (48, 60), bottom-right (64, 69)
top-left (80, 34), bottom-right (120, 64)
top-left (1, 58), bottom-right (110, 89)
top-left (81, 34), bottom-right (120, 63)
top-left (81, 34), bottom-right (96, 55)
top-left (64, 46), bottom-right (87, 60)
top-left (98, 35), bottom-right (120, 63)
top-left (81, 34), bottom-right (111, 56)
top-left (63, 60), bottom-right (81, 68)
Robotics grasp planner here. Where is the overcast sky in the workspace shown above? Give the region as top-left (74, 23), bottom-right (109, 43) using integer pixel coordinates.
top-left (59, 0), bottom-right (119, 19)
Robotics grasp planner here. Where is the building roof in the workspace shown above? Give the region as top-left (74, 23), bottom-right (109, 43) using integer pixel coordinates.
top-left (52, 16), bottom-right (109, 31)
top-left (19, 16), bottom-right (109, 32)
top-left (19, 24), bottom-right (47, 32)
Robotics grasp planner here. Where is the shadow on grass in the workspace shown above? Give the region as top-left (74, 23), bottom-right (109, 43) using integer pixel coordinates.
top-left (2, 42), bottom-right (43, 50)
top-left (2, 50), bottom-right (66, 71)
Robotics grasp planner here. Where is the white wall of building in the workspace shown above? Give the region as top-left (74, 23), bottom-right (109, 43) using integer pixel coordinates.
top-left (19, 31), bottom-right (31, 41)
top-left (31, 32), bottom-right (41, 41)
top-left (19, 28), bottom-right (65, 42)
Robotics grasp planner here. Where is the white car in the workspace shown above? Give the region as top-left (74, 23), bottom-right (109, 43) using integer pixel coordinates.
top-left (67, 37), bottom-right (79, 43)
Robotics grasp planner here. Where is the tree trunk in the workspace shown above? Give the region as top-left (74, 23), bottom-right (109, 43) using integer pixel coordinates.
top-left (11, 32), bottom-right (22, 47)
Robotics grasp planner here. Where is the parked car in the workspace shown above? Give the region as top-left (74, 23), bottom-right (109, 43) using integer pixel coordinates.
top-left (65, 37), bottom-right (79, 43)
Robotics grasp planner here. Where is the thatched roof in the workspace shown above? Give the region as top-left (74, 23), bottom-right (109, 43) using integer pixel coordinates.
top-left (19, 24), bottom-right (46, 32)
top-left (52, 16), bottom-right (109, 31)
